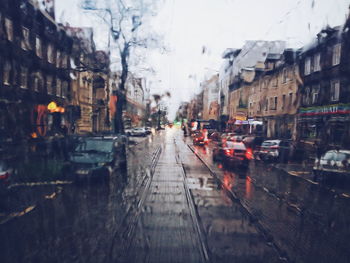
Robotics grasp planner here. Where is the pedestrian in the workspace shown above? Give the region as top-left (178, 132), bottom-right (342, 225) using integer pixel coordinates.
top-left (183, 125), bottom-right (187, 137)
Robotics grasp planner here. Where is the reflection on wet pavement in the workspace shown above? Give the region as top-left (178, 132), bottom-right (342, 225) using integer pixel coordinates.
top-left (0, 133), bottom-right (162, 263)
top-left (178, 136), bottom-right (281, 263)
top-left (5, 128), bottom-right (350, 263)
top-left (191, 137), bottom-right (350, 263)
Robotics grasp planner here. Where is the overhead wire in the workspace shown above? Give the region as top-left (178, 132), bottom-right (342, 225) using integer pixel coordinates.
top-left (234, 0), bottom-right (303, 65)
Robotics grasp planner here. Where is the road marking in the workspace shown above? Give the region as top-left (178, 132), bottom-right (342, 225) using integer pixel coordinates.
top-left (9, 180), bottom-right (72, 188)
top-left (0, 205), bottom-right (36, 224)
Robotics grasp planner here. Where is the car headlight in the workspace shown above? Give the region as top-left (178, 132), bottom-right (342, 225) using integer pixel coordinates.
top-left (98, 162), bottom-right (107, 166)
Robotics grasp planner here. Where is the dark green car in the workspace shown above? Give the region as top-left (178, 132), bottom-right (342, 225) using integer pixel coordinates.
top-left (67, 136), bottom-right (127, 182)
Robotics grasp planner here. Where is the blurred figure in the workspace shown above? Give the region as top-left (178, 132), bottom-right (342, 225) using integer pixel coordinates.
top-left (182, 124), bottom-right (188, 137)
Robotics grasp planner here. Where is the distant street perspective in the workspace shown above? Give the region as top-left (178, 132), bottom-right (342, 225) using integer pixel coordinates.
top-left (2, 0), bottom-right (350, 263)
top-left (1, 127), bottom-right (350, 263)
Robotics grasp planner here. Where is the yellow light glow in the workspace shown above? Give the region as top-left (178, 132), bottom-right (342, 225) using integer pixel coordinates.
top-left (47, 102), bottom-right (57, 111)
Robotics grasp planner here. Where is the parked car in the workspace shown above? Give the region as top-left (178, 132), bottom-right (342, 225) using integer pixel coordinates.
top-left (130, 127), bottom-right (147, 137)
top-left (209, 131), bottom-right (221, 142)
top-left (258, 139), bottom-right (291, 162)
top-left (229, 135), bottom-right (246, 142)
top-left (125, 128), bottom-right (133, 136)
top-left (193, 131), bottom-right (208, 145)
top-left (220, 133), bottom-right (235, 143)
top-left (313, 150), bottom-right (350, 179)
top-left (67, 136), bottom-right (127, 182)
top-left (145, 127), bottom-right (152, 135)
top-left (0, 160), bottom-right (13, 193)
top-left (213, 141), bottom-right (253, 168)
top-left (243, 136), bottom-right (264, 151)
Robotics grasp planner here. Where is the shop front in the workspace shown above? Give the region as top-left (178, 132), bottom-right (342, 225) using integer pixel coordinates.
top-left (298, 103), bottom-right (350, 150)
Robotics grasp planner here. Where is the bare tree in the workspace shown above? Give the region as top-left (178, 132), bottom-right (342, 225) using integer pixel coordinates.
top-left (82, 0), bottom-right (160, 133)
top-left (152, 92), bottom-right (171, 129)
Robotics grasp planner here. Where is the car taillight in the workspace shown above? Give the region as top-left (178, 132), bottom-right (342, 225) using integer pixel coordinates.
top-left (225, 149), bottom-right (234, 156)
top-left (270, 145), bottom-right (279, 149)
top-left (245, 148), bottom-right (253, 160)
top-left (0, 172), bottom-right (9, 180)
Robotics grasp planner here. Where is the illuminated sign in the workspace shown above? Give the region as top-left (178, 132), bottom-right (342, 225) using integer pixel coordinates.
top-left (299, 104), bottom-right (350, 116)
top-left (47, 101), bottom-right (65, 113)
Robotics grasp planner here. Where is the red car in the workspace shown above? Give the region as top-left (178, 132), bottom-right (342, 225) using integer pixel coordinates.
top-left (192, 131), bottom-right (208, 145)
top-left (213, 141), bottom-right (253, 168)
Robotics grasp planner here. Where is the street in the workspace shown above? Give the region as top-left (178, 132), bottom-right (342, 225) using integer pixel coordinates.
top-left (1, 128), bottom-right (349, 263)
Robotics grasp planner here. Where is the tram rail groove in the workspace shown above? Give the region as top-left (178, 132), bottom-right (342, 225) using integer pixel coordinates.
top-left (174, 139), bottom-right (211, 263)
top-left (107, 145), bottom-right (162, 262)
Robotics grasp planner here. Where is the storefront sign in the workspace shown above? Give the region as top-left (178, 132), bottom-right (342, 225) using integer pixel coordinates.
top-left (299, 104), bottom-right (350, 116)
top-left (234, 120), bottom-right (249, 125)
top-left (235, 115), bottom-right (247, 121)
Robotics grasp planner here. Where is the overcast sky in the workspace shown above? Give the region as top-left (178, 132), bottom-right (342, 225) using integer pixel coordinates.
top-left (56, 0), bottom-right (350, 120)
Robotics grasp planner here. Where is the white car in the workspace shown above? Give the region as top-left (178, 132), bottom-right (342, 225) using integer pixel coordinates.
top-left (313, 150), bottom-right (350, 178)
top-left (130, 128), bottom-right (147, 137)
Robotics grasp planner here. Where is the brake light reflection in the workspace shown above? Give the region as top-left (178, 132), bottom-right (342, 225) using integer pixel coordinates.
top-left (225, 149), bottom-right (234, 156)
top-left (0, 172), bottom-right (10, 180)
top-left (245, 176), bottom-right (252, 199)
top-left (223, 172), bottom-right (233, 190)
top-left (245, 148), bottom-right (253, 160)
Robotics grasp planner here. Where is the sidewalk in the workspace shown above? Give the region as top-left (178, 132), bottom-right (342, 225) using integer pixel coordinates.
top-left (272, 162), bottom-right (315, 181)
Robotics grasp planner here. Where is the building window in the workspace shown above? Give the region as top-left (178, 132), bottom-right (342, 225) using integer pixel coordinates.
top-left (270, 97), bottom-right (277, 110)
top-left (3, 61), bottom-right (11, 85)
top-left (36, 36), bottom-right (42, 58)
top-left (33, 75), bottom-right (39, 92)
top-left (303, 87), bottom-right (311, 105)
top-left (332, 44), bottom-right (341, 66)
top-left (313, 53), bottom-right (321, 72)
top-left (56, 50), bottom-right (61, 68)
top-left (62, 81), bottom-right (68, 98)
top-left (265, 99), bottom-right (268, 111)
top-left (289, 93), bottom-right (293, 106)
top-left (282, 94), bottom-right (286, 110)
top-left (20, 67), bottom-right (28, 89)
top-left (47, 44), bottom-right (55, 64)
top-left (21, 27), bottom-right (31, 50)
top-left (62, 54), bottom-right (68, 68)
top-left (330, 80), bottom-right (340, 101)
top-left (273, 76), bottom-right (278, 87)
top-left (4, 18), bottom-right (13, 42)
top-left (312, 85), bottom-right (320, 104)
top-left (56, 78), bottom-right (62, 97)
top-left (32, 72), bottom-right (43, 92)
top-left (264, 78), bottom-right (269, 89)
top-left (12, 63), bottom-right (18, 86)
top-left (282, 68), bottom-right (288, 83)
top-left (258, 102), bottom-right (261, 112)
top-left (47, 76), bottom-right (53, 95)
top-left (305, 57), bottom-right (311, 75)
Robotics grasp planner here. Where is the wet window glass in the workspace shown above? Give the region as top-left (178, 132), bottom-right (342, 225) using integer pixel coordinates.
top-left (322, 151), bottom-right (335, 160)
top-left (75, 139), bottom-right (113, 153)
top-left (2, 1), bottom-right (350, 263)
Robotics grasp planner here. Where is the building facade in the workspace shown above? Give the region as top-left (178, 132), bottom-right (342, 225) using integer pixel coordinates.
top-left (248, 50), bottom-right (301, 139)
top-left (0, 0), bottom-right (73, 146)
top-left (202, 74), bottom-right (219, 120)
top-left (298, 25), bottom-right (350, 150)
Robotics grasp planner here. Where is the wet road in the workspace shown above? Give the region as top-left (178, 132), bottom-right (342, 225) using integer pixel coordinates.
top-left (1, 128), bottom-right (350, 263)
top-left (189, 136), bottom-right (350, 263)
